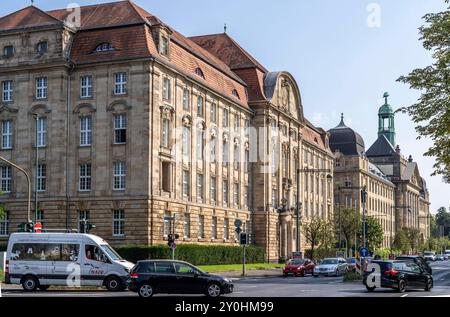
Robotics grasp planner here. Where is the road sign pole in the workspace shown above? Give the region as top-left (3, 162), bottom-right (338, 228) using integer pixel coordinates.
top-left (242, 244), bottom-right (246, 277)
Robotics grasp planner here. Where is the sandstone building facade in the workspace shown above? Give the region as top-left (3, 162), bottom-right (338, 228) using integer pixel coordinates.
top-left (0, 1), bottom-right (334, 261)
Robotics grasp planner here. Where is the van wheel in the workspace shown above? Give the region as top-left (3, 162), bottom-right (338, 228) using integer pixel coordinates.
top-left (38, 285), bottom-right (50, 291)
top-left (22, 276), bottom-right (39, 292)
top-left (105, 276), bottom-right (123, 292)
top-left (138, 283), bottom-right (154, 298)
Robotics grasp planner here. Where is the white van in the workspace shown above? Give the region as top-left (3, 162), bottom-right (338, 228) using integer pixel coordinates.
top-left (5, 233), bottom-right (134, 291)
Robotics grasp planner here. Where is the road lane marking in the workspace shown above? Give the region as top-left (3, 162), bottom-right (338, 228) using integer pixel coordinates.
top-left (401, 294), bottom-right (408, 297)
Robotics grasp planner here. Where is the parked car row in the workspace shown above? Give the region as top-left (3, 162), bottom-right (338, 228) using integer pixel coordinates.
top-left (283, 257), bottom-right (351, 278)
top-left (5, 233), bottom-right (233, 298)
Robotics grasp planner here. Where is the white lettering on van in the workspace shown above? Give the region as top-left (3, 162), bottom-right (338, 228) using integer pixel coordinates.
top-left (66, 263), bottom-right (81, 288)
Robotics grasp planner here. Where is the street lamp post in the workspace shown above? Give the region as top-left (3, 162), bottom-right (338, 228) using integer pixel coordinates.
top-left (361, 187), bottom-right (368, 249)
top-left (34, 114), bottom-right (39, 223)
top-left (0, 156), bottom-right (32, 222)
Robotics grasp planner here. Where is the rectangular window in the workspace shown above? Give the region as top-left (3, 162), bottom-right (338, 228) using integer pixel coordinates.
top-left (161, 36), bottom-right (169, 56)
top-left (233, 183), bottom-right (239, 208)
top-left (272, 188), bottom-right (278, 208)
top-left (183, 89), bottom-right (190, 110)
top-left (196, 129), bottom-right (204, 160)
top-left (223, 180), bottom-right (228, 207)
top-left (210, 176), bottom-right (216, 204)
top-left (79, 164), bottom-right (91, 191)
top-left (1, 120), bottom-right (13, 149)
top-left (2, 80), bottom-right (13, 102)
top-left (113, 209), bottom-right (125, 236)
top-left (184, 213), bottom-right (190, 238)
top-left (234, 144), bottom-right (240, 171)
top-left (198, 215), bottom-right (205, 239)
top-left (0, 211), bottom-right (8, 236)
top-left (114, 114), bottom-right (127, 144)
top-left (244, 186), bottom-right (249, 208)
top-left (244, 119), bottom-right (250, 136)
top-left (162, 118), bottom-right (170, 148)
top-left (210, 103), bottom-right (217, 123)
top-left (78, 210), bottom-right (90, 233)
top-left (36, 77), bottom-right (47, 99)
top-left (0, 166), bottom-right (12, 193)
top-left (162, 77), bottom-right (171, 101)
top-left (37, 164), bottom-right (46, 192)
top-left (37, 117), bottom-right (47, 147)
top-left (182, 127), bottom-right (190, 158)
top-left (114, 73), bottom-right (127, 95)
top-left (223, 141), bottom-right (229, 166)
top-left (161, 161), bottom-right (171, 192)
top-left (182, 170), bottom-right (190, 199)
top-left (113, 161), bottom-right (126, 190)
top-left (197, 96), bottom-right (204, 117)
top-left (234, 114), bottom-right (239, 131)
top-left (211, 216), bottom-right (217, 240)
top-left (80, 116), bottom-right (92, 146)
top-left (223, 109), bottom-right (228, 128)
top-left (80, 76), bottom-right (93, 98)
top-left (197, 173), bottom-right (204, 203)
top-left (223, 218), bottom-right (229, 240)
top-left (245, 149), bottom-right (250, 173)
top-left (210, 137), bottom-right (216, 163)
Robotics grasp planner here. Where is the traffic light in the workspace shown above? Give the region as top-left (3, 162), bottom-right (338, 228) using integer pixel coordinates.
top-left (80, 219), bottom-right (96, 233)
top-left (240, 232), bottom-right (249, 246)
top-left (85, 223), bottom-right (96, 233)
top-left (167, 234), bottom-right (174, 247)
top-left (18, 222), bottom-right (34, 233)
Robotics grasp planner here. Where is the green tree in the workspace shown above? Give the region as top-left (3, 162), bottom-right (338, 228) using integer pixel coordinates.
top-left (436, 207), bottom-right (450, 236)
top-left (397, 1), bottom-right (450, 182)
top-left (360, 217), bottom-right (384, 252)
top-left (304, 217), bottom-right (326, 260)
top-left (393, 229), bottom-right (410, 254)
top-left (405, 228), bottom-right (421, 253)
top-left (334, 207), bottom-right (360, 251)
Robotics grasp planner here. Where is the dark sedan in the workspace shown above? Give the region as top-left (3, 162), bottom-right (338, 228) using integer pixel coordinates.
top-left (283, 258), bottom-right (315, 277)
top-left (363, 260), bottom-right (433, 293)
top-left (395, 255), bottom-right (432, 275)
top-left (128, 260), bottom-right (234, 298)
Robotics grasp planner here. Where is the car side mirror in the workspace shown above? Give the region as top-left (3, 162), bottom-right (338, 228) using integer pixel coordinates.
top-left (193, 272), bottom-right (199, 278)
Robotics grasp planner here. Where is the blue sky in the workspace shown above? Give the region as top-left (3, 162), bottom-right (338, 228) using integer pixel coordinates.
top-left (2, 0), bottom-right (449, 213)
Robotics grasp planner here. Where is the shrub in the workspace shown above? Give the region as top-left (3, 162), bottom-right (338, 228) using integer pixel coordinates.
top-left (0, 244), bottom-right (6, 252)
top-left (116, 244), bottom-right (265, 266)
top-left (343, 270), bottom-right (362, 282)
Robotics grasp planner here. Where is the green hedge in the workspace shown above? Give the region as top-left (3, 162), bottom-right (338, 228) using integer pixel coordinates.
top-left (116, 244), bottom-right (265, 266)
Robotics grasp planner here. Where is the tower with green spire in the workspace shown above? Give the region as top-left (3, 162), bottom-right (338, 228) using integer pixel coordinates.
top-left (378, 92), bottom-right (396, 147)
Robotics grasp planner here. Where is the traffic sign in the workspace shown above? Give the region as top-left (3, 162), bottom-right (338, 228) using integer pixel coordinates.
top-left (171, 242), bottom-right (177, 250)
top-left (234, 219), bottom-right (242, 228)
top-left (34, 222), bottom-right (42, 233)
top-left (359, 247), bottom-right (370, 257)
top-left (235, 227), bottom-right (242, 234)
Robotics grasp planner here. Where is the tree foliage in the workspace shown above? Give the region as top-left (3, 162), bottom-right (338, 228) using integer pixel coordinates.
top-left (361, 216), bottom-right (384, 251)
top-left (303, 217), bottom-right (328, 260)
top-left (397, 1), bottom-right (450, 182)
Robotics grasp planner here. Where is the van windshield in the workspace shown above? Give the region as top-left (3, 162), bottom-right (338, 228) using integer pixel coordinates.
top-left (101, 244), bottom-right (122, 261)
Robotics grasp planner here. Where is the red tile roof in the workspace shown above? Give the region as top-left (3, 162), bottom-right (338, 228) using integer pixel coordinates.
top-left (189, 33), bottom-right (267, 72)
top-left (0, 5), bottom-right (62, 31)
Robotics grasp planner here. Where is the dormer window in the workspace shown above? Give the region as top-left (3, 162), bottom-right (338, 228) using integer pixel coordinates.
top-left (37, 41), bottom-right (48, 55)
top-left (195, 67), bottom-right (205, 79)
top-left (232, 89), bottom-right (240, 99)
top-left (160, 36), bottom-right (169, 56)
top-left (94, 43), bottom-right (115, 52)
top-left (3, 46), bottom-right (14, 58)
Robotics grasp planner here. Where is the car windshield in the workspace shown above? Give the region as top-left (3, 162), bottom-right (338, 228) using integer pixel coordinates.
top-left (288, 260), bottom-right (305, 265)
top-left (347, 258), bottom-right (356, 264)
top-left (321, 259), bottom-right (338, 265)
top-left (101, 244), bottom-right (123, 261)
top-left (424, 252), bottom-right (434, 256)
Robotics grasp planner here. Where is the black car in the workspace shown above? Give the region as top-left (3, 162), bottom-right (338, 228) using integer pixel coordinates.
top-left (395, 255), bottom-right (432, 275)
top-left (363, 260), bottom-right (433, 293)
top-left (128, 260), bottom-right (234, 298)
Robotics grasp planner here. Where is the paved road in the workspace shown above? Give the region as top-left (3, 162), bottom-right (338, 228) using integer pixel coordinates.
top-left (2, 261), bottom-right (450, 298)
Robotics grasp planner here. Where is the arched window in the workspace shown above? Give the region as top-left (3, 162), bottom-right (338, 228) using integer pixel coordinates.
top-left (195, 67), bottom-right (205, 79)
top-left (94, 43), bottom-right (115, 52)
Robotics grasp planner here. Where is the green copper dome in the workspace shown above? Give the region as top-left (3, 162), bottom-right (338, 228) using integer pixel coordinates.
top-left (379, 92), bottom-right (393, 115)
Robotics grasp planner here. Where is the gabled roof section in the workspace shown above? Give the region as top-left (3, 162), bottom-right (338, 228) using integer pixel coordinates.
top-left (47, 0), bottom-right (153, 30)
top-left (189, 33), bottom-right (268, 72)
top-left (366, 134), bottom-right (396, 157)
top-left (0, 5), bottom-right (63, 32)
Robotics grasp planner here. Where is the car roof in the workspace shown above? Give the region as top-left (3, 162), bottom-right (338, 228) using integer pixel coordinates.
top-left (137, 259), bottom-right (190, 264)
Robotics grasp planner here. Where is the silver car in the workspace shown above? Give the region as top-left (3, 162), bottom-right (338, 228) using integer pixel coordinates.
top-left (313, 258), bottom-right (348, 277)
